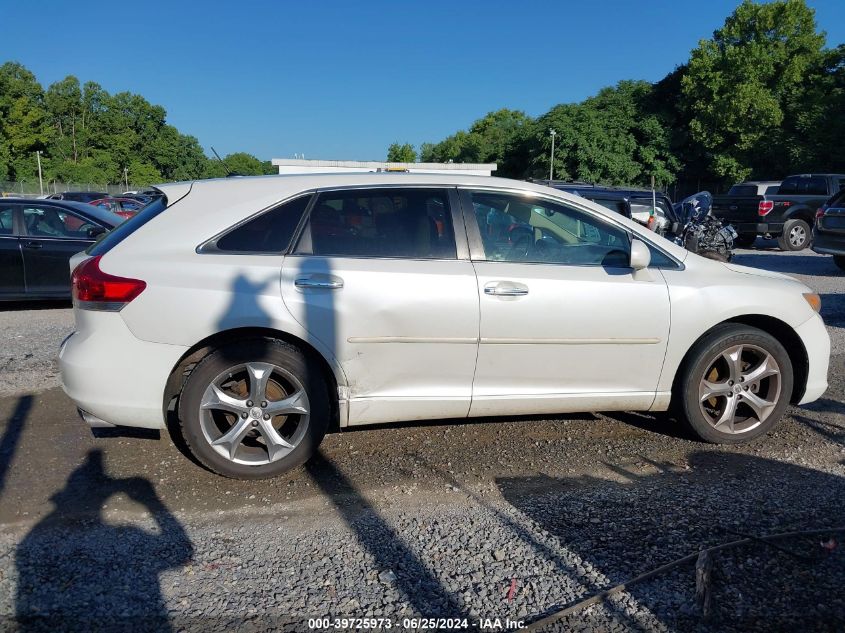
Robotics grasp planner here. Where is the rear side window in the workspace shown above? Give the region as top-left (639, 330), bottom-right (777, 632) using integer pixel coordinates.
top-left (213, 194), bottom-right (312, 253)
top-left (585, 197), bottom-right (628, 217)
top-left (296, 188), bottom-right (456, 259)
top-left (778, 176), bottom-right (828, 196)
top-left (87, 195), bottom-right (169, 256)
top-left (728, 184), bottom-right (755, 196)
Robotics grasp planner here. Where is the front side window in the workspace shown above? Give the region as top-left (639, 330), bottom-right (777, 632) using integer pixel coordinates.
top-left (470, 191), bottom-right (630, 267)
top-left (297, 188), bottom-right (456, 259)
top-left (0, 206), bottom-right (14, 235)
top-left (22, 205), bottom-right (101, 238)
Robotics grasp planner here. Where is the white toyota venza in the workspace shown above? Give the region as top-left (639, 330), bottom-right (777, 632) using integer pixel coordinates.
top-left (59, 175), bottom-right (830, 479)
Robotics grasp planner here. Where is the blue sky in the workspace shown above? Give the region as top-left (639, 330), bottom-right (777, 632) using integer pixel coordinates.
top-left (2, 0), bottom-right (843, 162)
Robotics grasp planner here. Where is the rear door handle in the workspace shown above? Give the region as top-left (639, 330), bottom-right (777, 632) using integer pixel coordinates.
top-left (484, 282), bottom-right (529, 297)
top-left (23, 241), bottom-right (42, 250)
top-left (295, 276), bottom-right (344, 290)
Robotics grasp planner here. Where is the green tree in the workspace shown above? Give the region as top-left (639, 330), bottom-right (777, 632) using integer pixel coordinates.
top-left (0, 62), bottom-right (51, 181)
top-left (682, 0), bottom-right (826, 181)
top-left (386, 142), bottom-right (417, 162)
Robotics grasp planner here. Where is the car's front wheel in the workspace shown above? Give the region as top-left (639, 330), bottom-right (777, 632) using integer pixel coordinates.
top-left (178, 339), bottom-right (329, 479)
top-left (677, 324), bottom-right (793, 444)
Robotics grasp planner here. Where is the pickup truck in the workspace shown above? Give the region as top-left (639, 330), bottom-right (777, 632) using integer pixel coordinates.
top-left (713, 174), bottom-right (845, 251)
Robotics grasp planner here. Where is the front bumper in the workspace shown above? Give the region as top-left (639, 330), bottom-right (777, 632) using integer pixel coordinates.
top-left (794, 314), bottom-right (830, 405)
top-left (59, 310), bottom-right (188, 429)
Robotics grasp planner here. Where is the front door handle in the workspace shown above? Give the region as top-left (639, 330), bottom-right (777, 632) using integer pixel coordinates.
top-left (295, 276), bottom-right (344, 290)
top-left (484, 282), bottom-right (529, 297)
top-left (23, 241), bottom-right (43, 250)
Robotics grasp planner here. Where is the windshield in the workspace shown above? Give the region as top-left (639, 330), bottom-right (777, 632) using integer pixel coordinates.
top-left (87, 194), bottom-right (169, 256)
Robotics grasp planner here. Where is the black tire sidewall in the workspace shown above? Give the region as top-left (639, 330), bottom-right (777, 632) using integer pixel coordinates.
top-left (679, 325), bottom-right (793, 444)
top-left (178, 339), bottom-right (330, 479)
top-left (734, 233), bottom-right (757, 248)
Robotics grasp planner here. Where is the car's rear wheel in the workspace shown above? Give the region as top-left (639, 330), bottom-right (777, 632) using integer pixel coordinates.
top-left (834, 255), bottom-right (845, 271)
top-left (677, 324), bottom-right (793, 444)
top-left (733, 233), bottom-right (757, 248)
top-left (777, 219), bottom-right (811, 251)
top-left (178, 339), bottom-right (329, 479)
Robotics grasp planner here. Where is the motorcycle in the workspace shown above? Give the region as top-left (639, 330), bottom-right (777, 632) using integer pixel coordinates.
top-left (673, 191), bottom-right (736, 262)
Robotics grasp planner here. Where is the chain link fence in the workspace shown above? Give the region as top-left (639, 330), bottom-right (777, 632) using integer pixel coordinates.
top-left (0, 181), bottom-right (133, 198)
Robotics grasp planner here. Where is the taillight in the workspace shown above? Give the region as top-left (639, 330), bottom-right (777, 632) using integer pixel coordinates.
top-left (816, 205), bottom-right (828, 219)
top-left (71, 255), bottom-right (146, 311)
top-left (758, 200), bottom-right (774, 216)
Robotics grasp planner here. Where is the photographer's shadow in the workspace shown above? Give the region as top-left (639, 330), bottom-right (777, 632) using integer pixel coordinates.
top-left (15, 450), bottom-right (193, 631)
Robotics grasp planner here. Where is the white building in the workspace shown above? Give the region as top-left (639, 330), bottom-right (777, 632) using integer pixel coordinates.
top-left (271, 158), bottom-right (497, 177)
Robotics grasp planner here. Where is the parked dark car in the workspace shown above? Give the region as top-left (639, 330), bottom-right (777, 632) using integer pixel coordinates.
top-left (46, 191), bottom-right (109, 203)
top-left (812, 187), bottom-right (845, 271)
top-left (89, 197), bottom-right (146, 219)
top-left (0, 198), bottom-right (122, 300)
top-left (711, 181), bottom-right (781, 248)
top-left (539, 181), bottom-right (679, 237)
top-left (713, 174), bottom-right (845, 251)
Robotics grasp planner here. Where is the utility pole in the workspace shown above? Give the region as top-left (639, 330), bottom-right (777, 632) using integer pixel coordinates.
top-left (123, 166), bottom-right (129, 191)
top-left (35, 151), bottom-right (43, 195)
top-left (548, 129), bottom-right (556, 183)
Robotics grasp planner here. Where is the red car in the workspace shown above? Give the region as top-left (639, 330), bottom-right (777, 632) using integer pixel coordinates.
top-left (89, 197), bottom-right (145, 219)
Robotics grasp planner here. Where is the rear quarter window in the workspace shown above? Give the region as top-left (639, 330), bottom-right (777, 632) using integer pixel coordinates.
top-left (210, 194), bottom-right (312, 253)
top-left (727, 185), bottom-right (756, 196)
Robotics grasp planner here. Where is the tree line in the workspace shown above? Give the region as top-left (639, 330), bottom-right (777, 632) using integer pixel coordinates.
top-left (0, 65), bottom-right (274, 187)
top-left (389, 0), bottom-right (845, 192)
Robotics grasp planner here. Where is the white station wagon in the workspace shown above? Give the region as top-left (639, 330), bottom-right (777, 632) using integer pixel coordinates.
top-left (59, 174), bottom-right (830, 478)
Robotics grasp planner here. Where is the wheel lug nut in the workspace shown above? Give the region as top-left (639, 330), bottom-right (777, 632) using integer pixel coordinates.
top-left (246, 400), bottom-right (253, 407)
top-left (251, 420), bottom-right (258, 427)
top-left (263, 414), bottom-right (270, 420)
top-left (728, 381), bottom-right (734, 386)
top-left (744, 385), bottom-right (749, 391)
top-left (261, 401), bottom-right (268, 408)
top-left (241, 412), bottom-right (247, 418)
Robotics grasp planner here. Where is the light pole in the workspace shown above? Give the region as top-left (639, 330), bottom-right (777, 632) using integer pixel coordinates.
top-left (548, 129), bottom-right (556, 183)
top-left (123, 167), bottom-right (129, 191)
top-left (35, 150), bottom-right (43, 195)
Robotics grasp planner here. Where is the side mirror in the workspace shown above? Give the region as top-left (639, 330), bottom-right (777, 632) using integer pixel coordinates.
top-left (630, 239), bottom-right (651, 270)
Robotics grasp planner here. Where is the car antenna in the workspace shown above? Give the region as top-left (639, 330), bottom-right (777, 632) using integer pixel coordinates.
top-left (211, 147), bottom-right (242, 177)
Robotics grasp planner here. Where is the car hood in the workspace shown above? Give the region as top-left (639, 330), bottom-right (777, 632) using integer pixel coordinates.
top-left (722, 261), bottom-right (798, 283)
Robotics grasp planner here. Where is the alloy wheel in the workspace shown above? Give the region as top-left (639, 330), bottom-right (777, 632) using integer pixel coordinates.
top-left (198, 362), bottom-right (310, 465)
top-left (789, 225), bottom-right (807, 248)
top-left (698, 344), bottom-right (782, 434)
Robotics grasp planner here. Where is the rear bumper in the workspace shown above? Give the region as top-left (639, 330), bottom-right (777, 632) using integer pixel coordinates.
top-left (812, 230), bottom-right (845, 256)
top-left (59, 310), bottom-right (188, 429)
top-left (731, 222), bottom-right (784, 235)
top-left (794, 314), bottom-right (830, 405)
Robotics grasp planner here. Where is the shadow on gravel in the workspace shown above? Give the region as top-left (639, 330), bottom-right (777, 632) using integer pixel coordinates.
top-left (14, 449), bottom-right (193, 632)
top-left (598, 410), bottom-right (696, 441)
top-left (818, 293), bottom-right (845, 328)
top-left (731, 253), bottom-right (838, 277)
top-left (305, 450), bottom-right (469, 619)
top-left (0, 395), bottom-right (33, 498)
top-left (497, 451), bottom-right (845, 631)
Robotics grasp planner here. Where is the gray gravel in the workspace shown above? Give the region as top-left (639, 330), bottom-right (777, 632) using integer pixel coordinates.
top-left (0, 301), bottom-right (73, 397)
top-left (0, 247), bottom-right (843, 632)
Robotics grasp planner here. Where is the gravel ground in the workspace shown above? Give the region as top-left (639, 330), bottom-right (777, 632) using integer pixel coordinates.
top-left (0, 247), bottom-right (843, 632)
top-left (0, 301), bottom-right (72, 397)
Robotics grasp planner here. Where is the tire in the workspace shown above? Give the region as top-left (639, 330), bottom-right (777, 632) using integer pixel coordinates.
top-left (733, 233), bottom-right (757, 248)
top-left (178, 338), bottom-right (330, 479)
top-left (834, 255), bottom-right (845, 272)
top-left (777, 219), bottom-right (811, 251)
top-left (676, 324), bottom-right (793, 444)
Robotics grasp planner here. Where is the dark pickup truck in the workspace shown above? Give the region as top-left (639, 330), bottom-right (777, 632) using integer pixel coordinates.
top-left (713, 174), bottom-right (845, 251)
